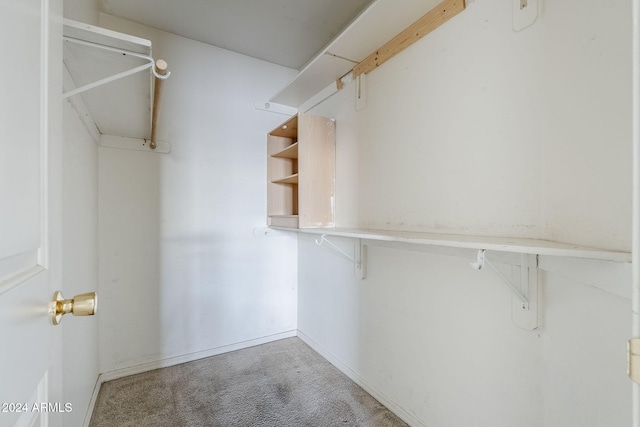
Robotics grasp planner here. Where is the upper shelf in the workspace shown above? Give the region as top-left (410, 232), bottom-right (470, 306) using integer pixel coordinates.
top-left (270, 0), bottom-right (445, 107)
top-left (280, 227), bottom-right (632, 263)
top-left (62, 19), bottom-right (153, 140)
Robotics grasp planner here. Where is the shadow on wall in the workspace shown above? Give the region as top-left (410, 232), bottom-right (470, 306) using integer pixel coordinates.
top-left (98, 147), bottom-right (163, 371)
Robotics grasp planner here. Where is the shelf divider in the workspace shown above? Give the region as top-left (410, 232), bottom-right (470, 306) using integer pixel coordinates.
top-left (272, 142), bottom-right (299, 159)
top-left (271, 174), bottom-right (299, 185)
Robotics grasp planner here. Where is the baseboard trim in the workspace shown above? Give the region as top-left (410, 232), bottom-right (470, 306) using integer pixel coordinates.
top-left (82, 376), bottom-right (103, 427)
top-left (98, 330), bottom-right (297, 383)
top-left (296, 331), bottom-right (426, 427)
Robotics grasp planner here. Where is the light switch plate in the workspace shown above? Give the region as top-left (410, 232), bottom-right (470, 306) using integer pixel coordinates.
top-left (513, 0), bottom-right (538, 32)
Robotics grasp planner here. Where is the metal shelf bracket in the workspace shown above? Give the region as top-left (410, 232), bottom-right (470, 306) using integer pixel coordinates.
top-left (315, 234), bottom-right (366, 280)
top-left (629, 339), bottom-right (640, 384)
top-left (62, 36), bottom-right (171, 99)
top-left (471, 249), bottom-right (538, 330)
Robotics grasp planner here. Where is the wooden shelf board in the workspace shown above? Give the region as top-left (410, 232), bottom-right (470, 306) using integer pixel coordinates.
top-left (270, 227), bottom-right (631, 263)
top-left (272, 142), bottom-right (299, 159)
top-left (271, 174), bottom-right (299, 185)
top-left (268, 215), bottom-right (299, 228)
top-left (271, 54), bottom-right (357, 108)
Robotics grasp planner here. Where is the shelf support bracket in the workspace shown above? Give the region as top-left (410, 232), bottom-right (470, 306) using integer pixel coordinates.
top-left (471, 250), bottom-right (538, 330)
top-left (629, 339), bottom-right (640, 384)
top-left (471, 250), bottom-right (529, 308)
top-left (315, 234), bottom-right (366, 280)
top-left (62, 36), bottom-right (171, 99)
top-left (355, 73), bottom-right (367, 111)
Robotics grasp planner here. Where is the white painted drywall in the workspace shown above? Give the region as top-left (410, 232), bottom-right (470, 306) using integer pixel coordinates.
top-left (299, 238), bottom-right (630, 427)
top-left (299, 0), bottom-right (632, 426)
top-left (96, 15), bottom-right (299, 373)
top-left (63, 0), bottom-right (100, 25)
top-left (61, 100), bottom-right (99, 425)
top-left (312, 0), bottom-right (631, 252)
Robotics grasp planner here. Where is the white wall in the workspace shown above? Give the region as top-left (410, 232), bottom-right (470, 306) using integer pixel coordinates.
top-left (299, 239), bottom-right (630, 427)
top-left (96, 15), bottom-right (299, 373)
top-left (63, 0), bottom-right (100, 25)
top-left (61, 100), bottom-right (99, 425)
top-left (300, 0), bottom-right (632, 426)
top-left (312, 0), bottom-right (631, 251)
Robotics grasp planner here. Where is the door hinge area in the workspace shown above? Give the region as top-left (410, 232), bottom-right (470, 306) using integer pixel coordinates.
top-left (628, 338), bottom-right (640, 383)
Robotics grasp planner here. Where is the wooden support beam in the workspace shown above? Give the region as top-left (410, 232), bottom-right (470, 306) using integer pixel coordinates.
top-left (150, 59), bottom-right (168, 150)
top-left (352, 0), bottom-right (465, 79)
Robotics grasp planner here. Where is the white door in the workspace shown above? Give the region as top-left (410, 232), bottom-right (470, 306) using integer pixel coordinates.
top-left (0, 1), bottom-right (64, 426)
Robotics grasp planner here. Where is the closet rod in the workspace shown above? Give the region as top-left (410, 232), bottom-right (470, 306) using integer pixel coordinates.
top-left (150, 59), bottom-right (168, 150)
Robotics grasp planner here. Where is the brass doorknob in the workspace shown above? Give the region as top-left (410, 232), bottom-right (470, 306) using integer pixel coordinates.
top-left (50, 291), bottom-right (97, 325)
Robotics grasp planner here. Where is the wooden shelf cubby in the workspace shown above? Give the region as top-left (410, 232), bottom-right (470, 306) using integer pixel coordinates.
top-left (272, 142), bottom-right (299, 159)
top-left (267, 113), bottom-right (335, 229)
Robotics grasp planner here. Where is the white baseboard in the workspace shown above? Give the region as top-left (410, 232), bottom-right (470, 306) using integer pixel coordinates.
top-left (98, 330), bottom-right (297, 383)
top-left (296, 331), bottom-right (426, 427)
top-left (81, 376), bottom-right (103, 427)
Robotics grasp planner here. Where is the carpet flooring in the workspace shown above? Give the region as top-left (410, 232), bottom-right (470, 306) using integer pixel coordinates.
top-left (89, 337), bottom-right (409, 427)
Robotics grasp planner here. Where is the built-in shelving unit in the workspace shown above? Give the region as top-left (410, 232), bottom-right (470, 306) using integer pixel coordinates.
top-left (273, 226), bottom-right (629, 330)
top-left (264, 0), bottom-right (631, 264)
top-left (274, 227), bottom-right (631, 263)
top-left (267, 113), bottom-right (335, 229)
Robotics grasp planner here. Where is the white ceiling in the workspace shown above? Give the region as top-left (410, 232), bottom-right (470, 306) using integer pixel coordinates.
top-left (99, 0), bottom-right (376, 70)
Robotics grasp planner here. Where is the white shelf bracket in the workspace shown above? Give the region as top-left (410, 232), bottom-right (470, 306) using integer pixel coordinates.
top-left (471, 250), bottom-right (538, 330)
top-left (315, 234), bottom-right (366, 280)
top-left (471, 250), bottom-right (529, 308)
top-left (62, 36), bottom-right (171, 99)
top-left (355, 73), bottom-right (367, 111)
top-left (629, 339), bottom-right (640, 384)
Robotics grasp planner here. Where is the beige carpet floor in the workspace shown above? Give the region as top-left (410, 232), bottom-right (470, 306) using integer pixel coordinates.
top-left (89, 337), bottom-right (409, 427)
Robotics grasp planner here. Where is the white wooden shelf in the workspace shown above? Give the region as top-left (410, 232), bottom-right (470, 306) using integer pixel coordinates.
top-left (272, 227), bottom-right (631, 263)
top-left (270, 0), bottom-right (445, 107)
top-left (62, 19), bottom-right (154, 140)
